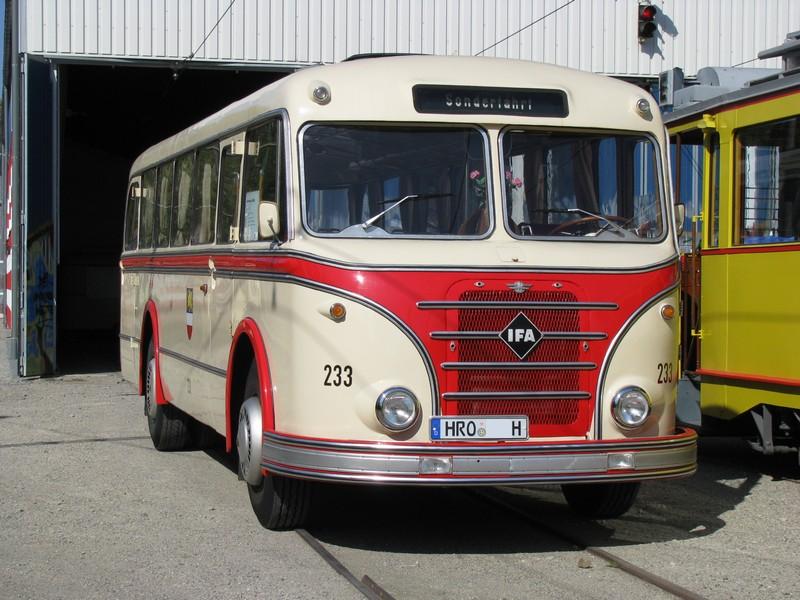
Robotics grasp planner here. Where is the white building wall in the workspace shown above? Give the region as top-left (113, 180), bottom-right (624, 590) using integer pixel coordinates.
top-left (20, 0), bottom-right (800, 77)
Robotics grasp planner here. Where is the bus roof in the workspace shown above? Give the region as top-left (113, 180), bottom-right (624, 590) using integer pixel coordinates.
top-left (131, 55), bottom-right (661, 176)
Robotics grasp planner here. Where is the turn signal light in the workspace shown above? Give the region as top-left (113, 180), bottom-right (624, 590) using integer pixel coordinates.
top-left (329, 303), bottom-right (347, 321)
top-left (661, 304), bottom-right (675, 320)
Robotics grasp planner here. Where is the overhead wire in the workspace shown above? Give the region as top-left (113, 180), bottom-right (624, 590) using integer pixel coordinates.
top-left (175, 0), bottom-right (238, 76)
top-left (474, 0), bottom-right (580, 57)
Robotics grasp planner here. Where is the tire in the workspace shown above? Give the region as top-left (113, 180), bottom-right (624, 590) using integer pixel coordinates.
top-left (240, 362), bottom-right (312, 530)
top-left (248, 474), bottom-right (312, 531)
top-left (144, 341), bottom-right (191, 451)
top-left (561, 482), bottom-right (641, 519)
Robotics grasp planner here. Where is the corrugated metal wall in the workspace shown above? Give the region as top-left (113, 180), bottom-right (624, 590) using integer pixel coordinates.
top-left (20, 0), bottom-right (800, 77)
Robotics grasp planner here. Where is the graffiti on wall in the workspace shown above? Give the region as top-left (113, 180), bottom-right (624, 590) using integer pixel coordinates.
top-left (25, 228), bottom-right (55, 373)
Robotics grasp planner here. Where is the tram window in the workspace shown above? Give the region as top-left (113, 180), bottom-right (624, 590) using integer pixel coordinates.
top-left (155, 161), bottom-right (174, 248)
top-left (709, 134), bottom-right (721, 248)
top-left (242, 119), bottom-right (286, 243)
top-left (139, 169), bottom-right (157, 250)
top-left (191, 145), bottom-right (219, 245)
top-left (670, 129), bottom-right (704, 251)
top-left (217, 138), bottom-right (244, 244)
top-left (736, 116), bottom-right (800, 245)
top-left (123, 181), bottom-right (140, 251)
top-left (171, 151), bottom-right (195, 247)
top-left (302, 125), bottom-right (488, 237)
top-left (501, 131), bottom-right (662, 241)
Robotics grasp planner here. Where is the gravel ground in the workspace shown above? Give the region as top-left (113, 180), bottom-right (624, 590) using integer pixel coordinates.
top-left (0, 338), bottom-right (360, 600)
top-left (1, 331), bottom-right (798, 599)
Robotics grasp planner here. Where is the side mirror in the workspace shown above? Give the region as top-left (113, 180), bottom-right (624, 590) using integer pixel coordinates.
top-left (258, 202), bottom-right (281, 239)
top-left (674, 203), bottom-right (686, 236)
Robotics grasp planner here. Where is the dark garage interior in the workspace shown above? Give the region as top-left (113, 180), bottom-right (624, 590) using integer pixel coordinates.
top-left (57, 63), bottom-right (285, 373)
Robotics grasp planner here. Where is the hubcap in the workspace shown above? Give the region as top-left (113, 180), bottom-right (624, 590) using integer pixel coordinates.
top-left (237, 397), bottom-right (263, 486)
top-left (145, 358), bottom-right (158, 419)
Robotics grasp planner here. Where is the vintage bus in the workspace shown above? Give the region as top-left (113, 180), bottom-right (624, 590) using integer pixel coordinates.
top-left (120, 55), bottom-right (697, 530)
top-left (667, 34), bottom-right (800, 458)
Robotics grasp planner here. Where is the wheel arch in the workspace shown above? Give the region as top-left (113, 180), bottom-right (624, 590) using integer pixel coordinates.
top-left (139, 300), bottom-right (168, 405)
top-left (226, 318), bottom-right (276, 453)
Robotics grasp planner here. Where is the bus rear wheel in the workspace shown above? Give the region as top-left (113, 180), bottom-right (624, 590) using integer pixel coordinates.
top-left (561, 482), bottom-right (640, 518)
top-left (144, 341), bottom-right (191, 451)
top-left (239, 364), bottom-right (311, 530)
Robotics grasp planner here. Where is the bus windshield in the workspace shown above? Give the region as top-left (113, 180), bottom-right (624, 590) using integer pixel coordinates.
top-left (302, 124), bottom-right (491, 237)
top-left (501, 130), bottom-right (663, 241)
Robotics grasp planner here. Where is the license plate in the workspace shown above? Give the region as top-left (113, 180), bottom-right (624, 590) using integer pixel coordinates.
top-left (430, 416), bottom-right (528, 441)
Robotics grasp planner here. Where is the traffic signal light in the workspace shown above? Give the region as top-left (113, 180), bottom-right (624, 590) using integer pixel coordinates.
top-left (638, 3), bottom-right (658, 41)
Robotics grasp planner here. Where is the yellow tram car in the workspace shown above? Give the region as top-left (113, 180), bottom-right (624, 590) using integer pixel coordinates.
top-left (665, 32), bottom-right (800, 457)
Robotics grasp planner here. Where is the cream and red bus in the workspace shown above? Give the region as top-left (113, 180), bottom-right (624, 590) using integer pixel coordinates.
top-left (120, 55), bottom-right (697, 530)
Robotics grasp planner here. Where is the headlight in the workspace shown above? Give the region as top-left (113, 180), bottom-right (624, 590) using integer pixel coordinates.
top-left (611, 386), bottom-right (651, 429)
top-left (375, 387), bottom-right (419, 431)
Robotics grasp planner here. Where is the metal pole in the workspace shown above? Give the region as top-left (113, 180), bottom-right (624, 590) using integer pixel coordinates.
top-left (9, 0), bottom-right (21, 372)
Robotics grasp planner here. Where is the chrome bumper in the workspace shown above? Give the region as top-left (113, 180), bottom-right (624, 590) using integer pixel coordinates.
top-left (261, 428), bottom-right (697, 485)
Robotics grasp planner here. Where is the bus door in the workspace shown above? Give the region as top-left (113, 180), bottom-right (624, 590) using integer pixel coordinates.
top-left (21, 57), bottom-right (58, 375)
top-left (171, 145), bottom-right (220, 422)
top-left (195, 133), bottom-right (244, 432)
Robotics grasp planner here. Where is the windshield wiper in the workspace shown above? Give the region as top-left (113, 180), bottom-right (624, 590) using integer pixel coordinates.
top-left (566, 207), bottom-right (627, 235)
top-left (361, 193), bottom-right (453, 229)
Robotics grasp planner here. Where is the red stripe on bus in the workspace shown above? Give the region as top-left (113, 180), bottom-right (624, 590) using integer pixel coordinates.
top-left (124, 253), bottom-right (679, 434)
top-left (702, 243), bottom-right (800, 256)
top-left (697, 368), bottom-right (800, 388)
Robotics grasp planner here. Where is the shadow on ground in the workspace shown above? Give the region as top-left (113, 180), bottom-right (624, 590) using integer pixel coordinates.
top-left (297, 436), bottom-right (797, 554)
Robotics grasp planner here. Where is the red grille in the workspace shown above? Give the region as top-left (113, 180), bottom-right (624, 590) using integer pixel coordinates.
top-left (451, 289), bottom-right (585, 427)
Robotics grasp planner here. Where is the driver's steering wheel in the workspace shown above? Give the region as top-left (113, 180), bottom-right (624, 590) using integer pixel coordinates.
top-left (549, 214), bottom-right (627, 235)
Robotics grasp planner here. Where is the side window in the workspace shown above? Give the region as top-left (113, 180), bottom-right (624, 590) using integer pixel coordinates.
top-left (139, 169), bottom-right (157, 249)
top-left (123, 180), bottom-right (140, 251)
top-left (737, 116), bottom-right (800, 245)
top-left (191, 145), bottom-right (220, 245)
top-left (171, 151), bottom-right (195, 247)
top-left (217, 137), bottom-right (244, 244)
top-left (156, 162), bottom-right (174, 248)
top-left (241, 119), bottom-right (286, 243)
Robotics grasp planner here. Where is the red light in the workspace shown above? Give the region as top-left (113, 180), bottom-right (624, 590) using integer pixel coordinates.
top-left (640, 5), bottom-right (657, 20)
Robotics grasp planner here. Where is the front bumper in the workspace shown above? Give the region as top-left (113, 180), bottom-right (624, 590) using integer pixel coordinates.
top-left (261, 428), bottom-right (697, 485)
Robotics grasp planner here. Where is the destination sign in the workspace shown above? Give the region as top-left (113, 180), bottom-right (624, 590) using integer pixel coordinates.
top-left (413, 85), bottom-right (568, 118)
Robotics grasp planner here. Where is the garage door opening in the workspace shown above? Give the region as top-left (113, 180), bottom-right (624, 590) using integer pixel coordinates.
top-left (58, 63), bottom-right (285, 374)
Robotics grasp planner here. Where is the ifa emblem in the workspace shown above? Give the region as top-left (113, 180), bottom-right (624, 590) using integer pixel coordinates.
top-left (499, 312), bottom-right (543, 359)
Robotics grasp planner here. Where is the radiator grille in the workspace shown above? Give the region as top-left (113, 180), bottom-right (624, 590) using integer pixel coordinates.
top-left (450, 289), bottom-right (587, 429)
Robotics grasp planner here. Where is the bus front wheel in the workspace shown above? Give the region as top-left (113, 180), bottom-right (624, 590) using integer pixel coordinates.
top-left (247, 474), bottom-right (311, 531)
top-left (144, 341), bottom-right (191, 451)
top-left (561, 482), bottom-right (640, 518)
top-left (240, 363), bottom-right (311, 530)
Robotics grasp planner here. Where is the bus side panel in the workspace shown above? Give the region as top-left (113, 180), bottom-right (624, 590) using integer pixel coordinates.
top-left (195, 271), bottom-right (233, 435)
top-left (119, 268), bottom-right (137, 387)
top-left (599, 289), bottom-right (680, 439)
top-left (154, 270), bottom-right (200, 416)
top-left (232, 279), bottom-right (434, 442)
